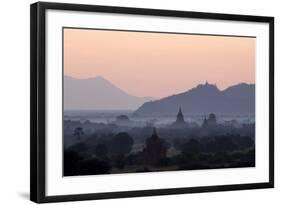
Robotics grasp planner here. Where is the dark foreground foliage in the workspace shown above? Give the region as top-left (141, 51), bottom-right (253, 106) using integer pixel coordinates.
top-left (64, 129), bottom-right (255, 176)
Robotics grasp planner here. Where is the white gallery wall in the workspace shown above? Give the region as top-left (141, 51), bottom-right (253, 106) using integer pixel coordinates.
top-left (0, 0), bottom-right (279, 204)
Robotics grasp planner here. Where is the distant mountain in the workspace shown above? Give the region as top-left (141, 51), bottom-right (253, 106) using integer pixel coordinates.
top-left (223, 83), bottom-right (255, 100)
top-left (64, 76), bottom-right (153, 110)
top-left (134, 82), bottom-right (255, 116)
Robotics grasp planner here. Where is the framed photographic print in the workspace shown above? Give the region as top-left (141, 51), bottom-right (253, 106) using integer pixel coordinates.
top-left (30, 2), bottom-right (274, 203)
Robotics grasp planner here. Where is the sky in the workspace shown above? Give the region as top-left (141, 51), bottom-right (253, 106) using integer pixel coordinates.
top-left (64, 28), bottom-right (255, 98)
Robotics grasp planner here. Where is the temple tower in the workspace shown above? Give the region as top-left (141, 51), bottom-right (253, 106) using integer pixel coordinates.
top-left (176, 107), bottom-right (185, 123)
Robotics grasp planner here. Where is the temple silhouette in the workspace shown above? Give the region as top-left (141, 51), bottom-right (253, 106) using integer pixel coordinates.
top-left (170, 107), bottom-right (188, 128)
top-left (143, 128), bottom-right (167, 165)
top-left (202, 113), bottom-right (217, 128)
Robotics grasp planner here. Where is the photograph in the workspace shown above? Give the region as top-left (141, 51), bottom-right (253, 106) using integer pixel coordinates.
top-left (63, 28), bottom-right (256, 176)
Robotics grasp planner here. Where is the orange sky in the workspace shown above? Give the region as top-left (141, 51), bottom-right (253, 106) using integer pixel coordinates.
top-left (64, 28), bottom-right (255, 98)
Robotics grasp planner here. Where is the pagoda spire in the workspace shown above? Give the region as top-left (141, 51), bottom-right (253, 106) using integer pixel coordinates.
top-left (176, 107), bottom-right (185, 123)
top-left (151, 127), bottom-right (159, 139)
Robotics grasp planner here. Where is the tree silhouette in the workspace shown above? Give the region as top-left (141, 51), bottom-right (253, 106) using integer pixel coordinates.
top-left (95, 143), bottom-right (108, 159)
top-left (73, 127), bottom-right (84, 140)
top-left (64, 150), bottom-right (82, 176)
top-left (108, 132), bottom-right (134, 158)
top-left (181, 139), bottom-right (201, 154)
top-left (79, 158), bottom-right (111, 175)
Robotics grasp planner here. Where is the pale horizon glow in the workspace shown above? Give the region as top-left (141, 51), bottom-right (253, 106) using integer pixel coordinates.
top-left (64, 28), bottom-right (255, 98)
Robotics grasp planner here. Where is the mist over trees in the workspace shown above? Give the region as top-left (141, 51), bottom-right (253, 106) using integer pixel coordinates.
top-left (64, 111), bottom-right (255, 176)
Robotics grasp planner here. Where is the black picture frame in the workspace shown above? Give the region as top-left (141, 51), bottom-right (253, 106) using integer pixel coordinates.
top-left (30, 2), bottom-right (274, 203)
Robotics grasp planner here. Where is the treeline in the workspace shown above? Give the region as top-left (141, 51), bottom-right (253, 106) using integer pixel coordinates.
top-left (64, 128), bottom-right (254, 176)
